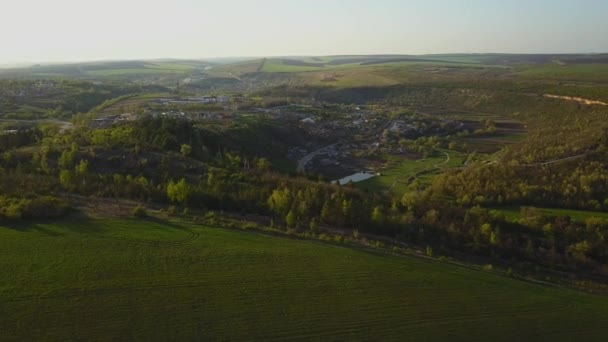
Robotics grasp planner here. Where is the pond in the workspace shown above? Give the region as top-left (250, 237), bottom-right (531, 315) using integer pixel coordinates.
top-left (335, 172), bottom-right (376, 185)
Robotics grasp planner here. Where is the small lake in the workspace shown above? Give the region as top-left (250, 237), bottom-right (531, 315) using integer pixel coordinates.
top-left (335, 172), bottom-right (376, 185)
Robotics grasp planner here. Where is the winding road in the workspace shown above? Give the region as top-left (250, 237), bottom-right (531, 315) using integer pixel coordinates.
top-left (297, 143), bottom-right (339, 173)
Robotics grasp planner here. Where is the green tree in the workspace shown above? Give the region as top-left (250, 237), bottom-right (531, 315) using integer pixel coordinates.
top-left (59, 170), bottom-right (73, 190)
top-left (180, 144), bottom-right (192, 157)
top-left (286, 209), bottom-right (297, 228)
top-left (255, 158), bottom-right (271, 172)
top-left (309, 217), bottom-right (319, 233)
top-left (58, 150), bottom-right (74, 169)
top-left (167, 179), bottom-right (191, 204)
top-left (267, 188), bottom-right (291, 215)
top-left (75, 159), bottom-right (89, 176)
top-left (371, 206), bottom-right (385, 224)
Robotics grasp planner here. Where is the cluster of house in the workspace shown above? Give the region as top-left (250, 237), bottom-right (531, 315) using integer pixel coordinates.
top-left (158, 94), bottom-right (244, 106)
top-left (89, 113), bottom-right (138, 128)
top-left (1, 81), bottom-right (58, 98)
top-left (88, 109), bottom-right (237, 128)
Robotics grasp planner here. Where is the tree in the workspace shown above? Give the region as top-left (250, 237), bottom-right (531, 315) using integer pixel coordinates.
top-left (167, 179), bottom-right (190, 205)
top-left (267, 188), bottom-right (291, 215)
top-left (58, 150), bottom-right (74, 169)
top-left (180, 144), bottom-right (192, 157)
top-left (286, 210), bottom-right (296, 228)
top-left (132, 205), bottom-right (148, 218)
top-left (255, 158), bottom-right (271, 172)
top-left (309, 218), bottom-right (319, 233)
top-left (75, 159), bottom-right (89, 176)
top-left (371, 206), bottom-right (385, 224)
top-left (59, 170), bottom-right (73, 190)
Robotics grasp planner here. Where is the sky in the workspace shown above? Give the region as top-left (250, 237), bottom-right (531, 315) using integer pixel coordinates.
top-left (1, 0), bottom-right (607, 64)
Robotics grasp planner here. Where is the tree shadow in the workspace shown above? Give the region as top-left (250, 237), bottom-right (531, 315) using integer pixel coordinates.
top-left (1, 212), bottom-right (193, 239)
top-left (0, 213), bottom-right (108, 237)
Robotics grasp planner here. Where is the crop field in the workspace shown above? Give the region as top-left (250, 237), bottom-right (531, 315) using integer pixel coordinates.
top-left (1, 217), bottom-right (608, 341)
top-left (495, 206), bottom-right (608, 223)
top-left (357, 150), bottom-right (465, 193)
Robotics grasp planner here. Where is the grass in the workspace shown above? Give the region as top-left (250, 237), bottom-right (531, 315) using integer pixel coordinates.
top-left (511, 64), bottom-right (608, 82)
top-left (495, 206), bottom-right (608, 222)
top-left (1, 217), bottom-right (608, 340)
top-left (357, 150), bottom-right (464, 193)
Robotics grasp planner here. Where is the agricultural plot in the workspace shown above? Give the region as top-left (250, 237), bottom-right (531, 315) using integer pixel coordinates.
top-left (1, 218), bottom-right (607, 341)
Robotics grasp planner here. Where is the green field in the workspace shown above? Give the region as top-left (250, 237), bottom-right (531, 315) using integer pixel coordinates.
top-left (496, 206), bottom-right (608, 222)
top-left (357, 150), bottom-right (464, 193)
top-left (2, 217), bottom-right (607, 341)
top-left (512, 64), bottom-right (608, 81)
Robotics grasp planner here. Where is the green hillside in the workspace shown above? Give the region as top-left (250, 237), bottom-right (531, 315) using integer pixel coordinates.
top-left (1, 218), bottom-right (607, 341)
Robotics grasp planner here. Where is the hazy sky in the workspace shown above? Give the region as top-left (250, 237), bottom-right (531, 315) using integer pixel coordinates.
top-left (1, 0), bottom-right (607, 64)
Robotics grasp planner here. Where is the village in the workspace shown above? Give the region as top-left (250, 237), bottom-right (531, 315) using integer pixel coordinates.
top-left (84, 93), bottom-right (469, 181)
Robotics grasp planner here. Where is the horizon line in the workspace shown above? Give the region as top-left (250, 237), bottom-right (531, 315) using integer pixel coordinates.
top-left (1, 51), bottom-right (607, 68)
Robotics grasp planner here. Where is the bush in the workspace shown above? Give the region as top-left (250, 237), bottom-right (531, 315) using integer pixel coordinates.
top-left (243, 222), bottom-right (259, 230)
top-left (0, 196), bottom-right (69, 220)
top-left (132, 205), bottom-right (148, 218)
top-left (167, 205), bottom-right (178, 216)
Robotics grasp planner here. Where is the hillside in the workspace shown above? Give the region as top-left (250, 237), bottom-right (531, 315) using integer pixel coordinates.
top-left (2, 218), bottom-right (607, 341)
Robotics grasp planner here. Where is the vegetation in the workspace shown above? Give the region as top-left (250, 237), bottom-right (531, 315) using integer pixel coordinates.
top-left (1, 53), bottom-right (608, 339)
top-left (2, 218), bottom-right (608, 341)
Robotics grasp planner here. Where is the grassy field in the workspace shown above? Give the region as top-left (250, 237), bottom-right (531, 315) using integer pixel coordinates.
top-left (511, 64), bottom-right (608, 82)
top-left (2, 217), bottom-right (608, 341)
top-left (1, 218), bottom-right (608, 340)
top-left (357, 150), bottom-right (464, 193)
top-left (495, 206), bottom-right (608, 222)
top-left (0, 61), bottom-right (206, 79)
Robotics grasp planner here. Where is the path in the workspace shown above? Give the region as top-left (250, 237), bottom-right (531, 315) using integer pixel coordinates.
top-left (544, 94), bottom-right (607, 106)
top-left (521, 152), bottom-right (588, 167)
top-left (297, 143), bottom-right (339, 173)
top-left (433, 150), bottom-right (451, 168)
top-left (228, 72), bottom-right (243, 82)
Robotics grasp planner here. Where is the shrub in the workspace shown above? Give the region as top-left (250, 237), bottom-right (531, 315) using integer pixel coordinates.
top-left (0, 196), bottom-right (69, 220)
top-left (132, 205), bottom-right (148, 218)
top-left (243, 222), bottom-right (258, 230)
top-left (167, 205), bottom-right (178, 216)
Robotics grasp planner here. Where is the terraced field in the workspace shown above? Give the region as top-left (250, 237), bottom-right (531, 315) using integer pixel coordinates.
top-left (1, 218), bottom-right (607, 341)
